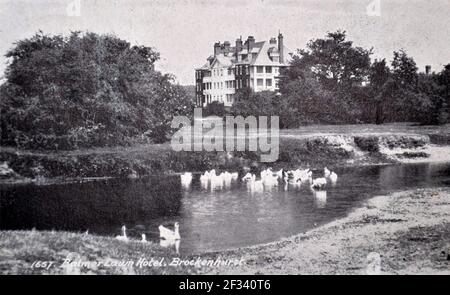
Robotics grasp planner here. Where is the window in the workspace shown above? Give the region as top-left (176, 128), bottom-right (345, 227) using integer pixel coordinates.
top-left (266, 79), bottom-right (272, 87)
top-left (220, 69), bottom-right (223, 76)
top-left (274, 67), bottom-right (279, 73)
top-left (257, 66), bottom-right (264, 73)
top-left (266, 66), bottom-right (272, 73)
top-left (257, 79), bottom-right (264, 86)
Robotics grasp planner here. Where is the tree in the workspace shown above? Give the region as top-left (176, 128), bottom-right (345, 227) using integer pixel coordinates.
top-left (279, 31), bottom-right (372, 125)
top-left (389, 50), bottom-right (424, 122)
top-left (0, 31), bottom-right (193, 149)
top-left (392, 49), bottom-right (419, 86)
top-left (290, 30), bottom-right (372, 91)
top-left (368, 59), bottom-right (392, 124)
top-left (204, 101), bottom-right (226, 117)
top-left (438, 64), bottom-right (450, 120)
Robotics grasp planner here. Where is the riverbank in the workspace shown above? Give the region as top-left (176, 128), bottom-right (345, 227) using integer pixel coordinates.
top-left (1, 123), bottom-right (449, 184)
top-left (1, 187), bottom-right (449, 274)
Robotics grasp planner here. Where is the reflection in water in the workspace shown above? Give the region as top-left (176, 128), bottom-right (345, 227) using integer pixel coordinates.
top-left (313, 190), bottom-right (328, 209)
top-left (1, 162), bottom-right (450, 254)
top-left (0, 177), bottom-right (182, 237)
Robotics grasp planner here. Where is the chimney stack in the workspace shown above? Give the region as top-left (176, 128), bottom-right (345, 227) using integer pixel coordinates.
top-left (235, 37), bottom-right (243, 55)
top-left (214, 42), bottom-right (221, 56)
top-left (247, 36), bottom-right (255, 51)
top-left (278, 32), bottom-right (284, 63)
top-left (223, 41), bottom-right (231, 55)
top-left (425, 65), bottom-right (431, 75)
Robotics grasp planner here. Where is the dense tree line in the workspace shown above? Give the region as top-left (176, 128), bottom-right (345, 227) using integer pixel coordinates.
top-left (0, 30), bottom-right (448, 151)
top-left (0, 31), bottom-right (193, 149)
top-left (231, 31), bottom-right (449, 127)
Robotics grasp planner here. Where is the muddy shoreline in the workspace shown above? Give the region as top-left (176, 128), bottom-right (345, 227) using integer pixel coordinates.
top-left (200, 188), bottom-right (450, 274)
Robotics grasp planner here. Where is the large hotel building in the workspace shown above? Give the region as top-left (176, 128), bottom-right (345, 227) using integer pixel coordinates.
top-left (195, 33), bottom-right (292, 107)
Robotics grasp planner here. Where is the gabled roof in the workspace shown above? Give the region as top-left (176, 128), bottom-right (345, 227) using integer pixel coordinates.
top-left (197, 35), bottom-right (293, 69)
top-left (250, 42), bottom-right (293, 66)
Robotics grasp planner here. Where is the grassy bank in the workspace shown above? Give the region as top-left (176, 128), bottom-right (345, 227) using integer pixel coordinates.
top-left (0, 230), bottom-right (200, 275)
top-left (1, 188), bottom-right (449, 274)
top-left (1, 123), bottom-right (449, 184)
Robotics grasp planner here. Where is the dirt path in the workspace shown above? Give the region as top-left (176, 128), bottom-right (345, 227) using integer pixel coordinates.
top-left (202, 188), bottom-right (450, 274)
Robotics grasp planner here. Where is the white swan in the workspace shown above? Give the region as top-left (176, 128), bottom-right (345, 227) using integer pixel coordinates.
top-left (289, 168), bottom-right (311, 183)
top-left (262, 174), bottom-right (279, 187)
top-left (311, 178), bottom-right (327, 190)
top-left (324, 167), bottom-right (331, 178)
top-left (141, 234), bottom-right (147, 243)
top-left (159, 222), bottom-right (181, 241)
top-left (115, 225), bottom-right (129, 242)
top-left (200, 172), bottom-right (209, 182)
top-left (330, 172), bottom-right (338, 183)
top-left (180, 172), bottom-right (193, 187)
top-left (242, 172), bottom-right (255, 181)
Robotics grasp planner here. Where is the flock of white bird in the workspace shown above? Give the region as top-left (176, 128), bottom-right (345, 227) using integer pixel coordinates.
top-left (113, 167), bottom-right (338, 253)
top-left (180, 166), bottom-right (338, 192)
top-left (114, 222), bottom-right (181, 254)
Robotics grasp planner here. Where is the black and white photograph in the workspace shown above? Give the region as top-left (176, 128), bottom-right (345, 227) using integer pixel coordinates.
top-left (0, 0), bottom-right (449, 278)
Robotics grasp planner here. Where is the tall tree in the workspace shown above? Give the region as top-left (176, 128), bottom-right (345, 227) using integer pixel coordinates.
top-left (280, 30), bottom-right (372, 124)
top-left (290, 30), bottom-right (372, 90)
top-left (368, 59), bottom-right (392, 124)
top-left (0, 31), bottom-right (193, 149)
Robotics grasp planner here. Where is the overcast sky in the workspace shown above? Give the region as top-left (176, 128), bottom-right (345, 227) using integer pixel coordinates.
top-left (0, 0), bottom-right (449, 85)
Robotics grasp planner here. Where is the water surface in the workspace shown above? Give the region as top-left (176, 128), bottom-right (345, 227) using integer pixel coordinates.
top-left (1, 162), bottom-right (449, 254)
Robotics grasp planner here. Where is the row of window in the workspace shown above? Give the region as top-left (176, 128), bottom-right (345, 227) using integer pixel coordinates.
top-left (255, 78), bottom-right (273, 87)
top-left (204, 94), bottom-right (234, 104)
top-left (198, 65), bottom-right (281, 79)
top-left (203, 80), bottom-right (235, 90)
top-left (209, 68), bottom-right (234, 77)
top-left (199, 78), bottom-right (278, 91)
top-left (236, 65), bottom-right (280, 75)
top-left (235, 78), bottom-right (277, 89)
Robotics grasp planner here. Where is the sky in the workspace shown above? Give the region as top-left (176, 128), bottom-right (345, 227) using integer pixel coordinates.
top-left (0, 0), bottom-right (449, 85)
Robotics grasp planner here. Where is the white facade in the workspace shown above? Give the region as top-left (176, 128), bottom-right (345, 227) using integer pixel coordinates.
top-left (202, 61), bottom-right (236, 107)
top-left (249, 65), bottom-right (281, 92)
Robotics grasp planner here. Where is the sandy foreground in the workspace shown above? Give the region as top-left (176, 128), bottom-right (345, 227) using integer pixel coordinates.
top-left (202, 188), bottom-right (450, 275)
